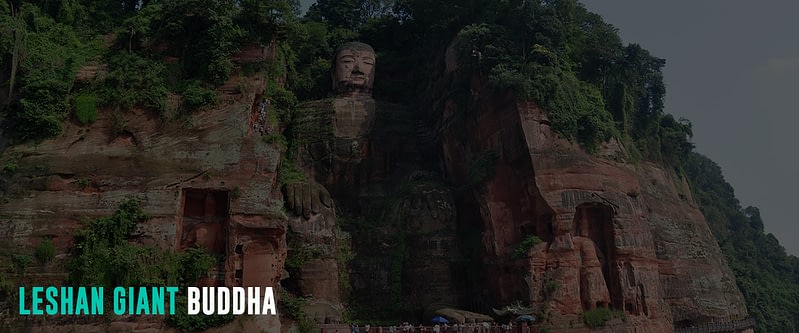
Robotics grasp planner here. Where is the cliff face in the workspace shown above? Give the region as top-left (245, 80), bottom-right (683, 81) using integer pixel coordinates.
top-left (0, 74), bottom-right (286, 332)
top-left (0, 54), bottom-right (749, 333)
top-left (429, 67), bottom-right (748, 330)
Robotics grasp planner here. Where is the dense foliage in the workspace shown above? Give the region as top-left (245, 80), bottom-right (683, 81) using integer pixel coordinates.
top-left (0, 0), bottom-right (302, 142)
top-left (69, 199), bottom-right (230, 330)
top-left (512, 235), bottom-right (543, 259)
top-left (69, 199), bottom-right (218, 288)
top-left (686, 153), bottom-right (799, 333)
top-left (0, 2), bottom-right (99, 141)
top-left (1, 1), bottom-right (797, 332)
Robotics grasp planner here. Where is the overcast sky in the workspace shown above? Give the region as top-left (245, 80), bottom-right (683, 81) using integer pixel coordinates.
top-left (580, 1), bottom-right (799, 255)
top-left (299, 1), bottom-right (799, 255)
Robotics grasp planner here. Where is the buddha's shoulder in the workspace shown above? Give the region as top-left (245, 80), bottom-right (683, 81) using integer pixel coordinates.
top-left (298, 98), bottom-right (336, 110)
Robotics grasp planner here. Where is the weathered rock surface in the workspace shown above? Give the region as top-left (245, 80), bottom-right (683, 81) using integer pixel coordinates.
top-left (431, 78), bottom-right (749, 331)
top-left (0, 74), bottom-right (285, 332)
top-left (290, 93), bottom-right (463, 315)
top-left (0, 40), bottom-right (750, 333)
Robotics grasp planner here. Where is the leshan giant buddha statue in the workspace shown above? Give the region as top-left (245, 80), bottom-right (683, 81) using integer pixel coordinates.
top-left (283, 41), bottom-right (474, 324)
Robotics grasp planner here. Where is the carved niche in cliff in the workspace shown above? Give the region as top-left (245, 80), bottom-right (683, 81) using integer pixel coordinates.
top-left (177, 188), bottom-right (284, 289)
top-left (284, 41), bottom-right (465, 321)
top-left (529, 202), bottom-right (629, 315)
top-left (573, 203), bottom-right (614, 311)
top-left (179, 189), bottom-right (230, 285)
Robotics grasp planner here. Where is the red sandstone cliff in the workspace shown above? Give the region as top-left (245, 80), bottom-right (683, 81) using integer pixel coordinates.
top-left (0, 73), bottom-right (287, 332)
top-left (430, 75), bottom-right (748, 331)
top-left (0, 49), bottom-right (751, 333)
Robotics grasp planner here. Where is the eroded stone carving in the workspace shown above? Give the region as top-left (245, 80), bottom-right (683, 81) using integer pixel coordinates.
top-left (279, 42), bottom-right (380, 324)
top-left (528, 204), bottom-right (614, 316)
top-left (284, 42), bottom-right (467, 323)
top-left (574, 213), bottom-right (611, 310)
top-left (332, 42), bottom-right (376, 96)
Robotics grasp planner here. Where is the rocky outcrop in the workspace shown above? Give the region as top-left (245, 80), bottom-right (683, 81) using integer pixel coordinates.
top-left (0, 39), bottom-right (750, 333)
top-left (431, 76), bottom-right (748, 331)
top-left (0, 74), bottom-right (285, 332)
top-left (639, 163), bottom-right (748, 324)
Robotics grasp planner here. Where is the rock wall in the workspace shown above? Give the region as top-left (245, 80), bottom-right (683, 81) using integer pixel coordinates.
top-left (431, 76), bottom-right (748, 330)
top-left (290, 94), bottom-right (467, 318)
top-left (0, 74), bottom-right (286, 332)
top-left (0, 42), bottom-right (750, 333)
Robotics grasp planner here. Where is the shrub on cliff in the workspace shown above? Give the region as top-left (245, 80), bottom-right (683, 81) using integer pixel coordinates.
top-left (280, 289), bottom-right (317, 333)
top-left (73, 93), bottom-right (98, 124)
top-left (1, 3), bottom-right (98, 142)
top-left (100, 53), bottom-right (169, 114)
top-left (180, 80), bottom-right (217, 112)
top-left (34, 238), bottom-right (56, 264)
top-left (451, 18), bottom-right (622, 153)
top-left (512, 235), bottom-right (542, 259)
top-left (68, 199), bottom-right (218, 287)
top-left (68, 199), bottom-right (229, 328)
top-left (580, 307), bottom-right (624, 329)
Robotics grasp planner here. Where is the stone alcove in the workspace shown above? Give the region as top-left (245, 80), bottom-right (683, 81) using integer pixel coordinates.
top-left (573, 202), bottom-right (618, 311)
top-left (178, 188), bottom-right (230, 285)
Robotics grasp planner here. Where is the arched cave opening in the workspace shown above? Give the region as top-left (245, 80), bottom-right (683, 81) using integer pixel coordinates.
top-left (179, 188), bottom-right (230, 285)
top-left (573, 203), bottom-right (618, 311)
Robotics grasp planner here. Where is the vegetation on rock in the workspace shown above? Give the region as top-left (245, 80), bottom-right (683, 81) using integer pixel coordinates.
top-left (68, 199), bottom-right (230, 330)
top-left (512, 235), bottom-right (543, 259)
top-left (34, 237), bottom-right (56, 264)
top-left (69, 199), bottom-right (219, 287)
top-left (0, 1), bottom-right (796, 332)
top-left (165, 296), bottom-right (235, 332)
top-left (73, 93), bottom-right (98, 124)
top-left (280, 289), bottom-right (317, 333)
top-left (686, 153), bottom-right (799, 332)
top-left (580, 307), bottom-right (625, 329)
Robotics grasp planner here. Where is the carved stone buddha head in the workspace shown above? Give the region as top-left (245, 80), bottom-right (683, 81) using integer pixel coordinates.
top-left (332, 42), bottom-right (376, 95)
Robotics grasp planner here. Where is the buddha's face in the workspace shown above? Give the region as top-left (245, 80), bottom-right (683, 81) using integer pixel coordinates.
top-left (333, 46), bottom-right (375, 94)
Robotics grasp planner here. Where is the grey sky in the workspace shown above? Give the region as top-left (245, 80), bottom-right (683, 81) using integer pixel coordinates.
top-left (580, 1), bottom-right (799, 255)
top-left (299, 0), bottom-right (799, 255)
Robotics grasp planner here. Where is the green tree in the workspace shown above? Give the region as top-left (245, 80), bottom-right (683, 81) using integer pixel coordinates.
top-left (82, 0), bottom-right (142, 32)
top-left (1, 0), bottom-right (25, 103)
top-left (37, 0), bottom-right (83, 26)
top-left (237, 0), bottom-right (300, 43)
top-left (686, 152), bottom-right (799, 333)
top-left (101, 52), bottom-right (168, 113)
top-left (306, 0), bottom-right (366, 31)
top-left (139, 0), bottom-right (243, 84)
top-left (658, 115), bottom-right (693, 166)
top-left (2, 3), bottom-right (97, 141)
